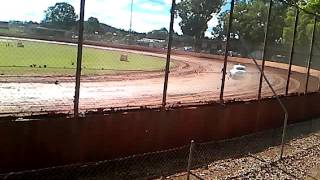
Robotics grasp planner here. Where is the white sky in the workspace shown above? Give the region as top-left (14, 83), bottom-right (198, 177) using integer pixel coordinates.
top-left (0, 0), bottom-right (218, 36)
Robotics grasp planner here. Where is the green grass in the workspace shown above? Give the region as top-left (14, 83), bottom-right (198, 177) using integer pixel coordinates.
top-left (0, 29), bottom-right (10, 34)
top-left (0, 39), bottom-right (168, 76)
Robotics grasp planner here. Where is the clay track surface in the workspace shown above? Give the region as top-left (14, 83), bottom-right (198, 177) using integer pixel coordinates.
top-left (0, 38), bottom-right (319, 116)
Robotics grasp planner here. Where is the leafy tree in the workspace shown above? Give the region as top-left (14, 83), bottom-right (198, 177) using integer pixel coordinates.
top-left (283, 0), bottom-right (320, 48)
top-left (282, 8), bottom-right (297, 45)
top-left (8, 21), bottom-right (25, 25)
top-left (305, 0), bottom-right (320, 14)
top-left (85, 17), bottom-right (101, 34)
top-left (281, 0), bottom-right (320, 66)
top-left (305, 0), bottom-right (320, 52)
top-left (146, 27), bottom-right (168, 40)
top-left (42, 2), bottom-right (78, 30)
top-left (283, 9), bottom-right (315, 47)
top-left (176, 0), bottom-right (223, 51)
top-left (213, 0), bottom-right (287, 55)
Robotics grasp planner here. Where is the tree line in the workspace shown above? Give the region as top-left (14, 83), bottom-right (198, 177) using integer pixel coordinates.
top-left (41, 0), bottom-right (319, 53)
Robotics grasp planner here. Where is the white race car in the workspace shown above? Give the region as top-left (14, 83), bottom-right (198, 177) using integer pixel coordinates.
top-left (229, 64), bottom-right (246, 79)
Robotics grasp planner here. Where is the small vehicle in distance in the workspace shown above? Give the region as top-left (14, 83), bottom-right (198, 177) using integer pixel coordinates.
top-left (229, 64), bottom-right (246, 79)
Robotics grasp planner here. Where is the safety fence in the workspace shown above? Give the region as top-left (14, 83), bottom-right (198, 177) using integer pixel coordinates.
top-left (0, 0), bottom-right (319, 117)
top-left (186, 118), bottom-right (320, 179)
top-left (0, 0), bottom-right (320, 179)
top-left (0, 118), bottom-right (319, 179)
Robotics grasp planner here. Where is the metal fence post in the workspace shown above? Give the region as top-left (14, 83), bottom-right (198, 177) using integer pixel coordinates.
top-left (187, 140), bottom-right (195, 180)
top-left (286, 8), bottom-right (299, 95)
top-left (220, 0), bottom-right (235, 101)
top-left (305, 16), bottom-right (317, 93)
top-left (258, 0), bottom-right (273, 100)
top-left (238, 38), bottom-right (289, 160)
top-left (74, 0), bottom-right (86, 119)
top-left (162, 0), bottom-right (176, 108)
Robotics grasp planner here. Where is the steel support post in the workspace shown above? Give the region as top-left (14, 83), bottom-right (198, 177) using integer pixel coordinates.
top-left (286, 8), bottom-right (299, 95)
top-left (220, 0), bottom-right (235, 101)
top-left (74, 0), bottom-right (86, 119)
top-left (187, 140), bottom-right (195, 180)
top-left (258, 0), bottom-right (273, 99)
top-left (162, 0), bottom-right (176, 107)
top-left (305, 16), bottom-right (317, 93)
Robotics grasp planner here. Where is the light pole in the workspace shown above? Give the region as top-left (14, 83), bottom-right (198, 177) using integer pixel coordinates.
top-left (129, 0), bottom-right (134, 44)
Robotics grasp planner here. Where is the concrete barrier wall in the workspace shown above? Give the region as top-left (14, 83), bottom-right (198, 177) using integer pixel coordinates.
top-left (0, 93), bottom-right (319, 173)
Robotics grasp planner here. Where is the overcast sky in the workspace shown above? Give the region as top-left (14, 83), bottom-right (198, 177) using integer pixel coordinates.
top-left (0, 0), bottom-right (222, 36)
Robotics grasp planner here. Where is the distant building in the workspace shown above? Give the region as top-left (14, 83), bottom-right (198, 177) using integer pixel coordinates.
top-left (137, 38), bottom-right (166, 48)
top-left (29, 26), bottom-right (72, 39)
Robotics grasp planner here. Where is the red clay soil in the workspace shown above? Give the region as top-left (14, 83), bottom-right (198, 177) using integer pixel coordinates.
top-left (0, 38), bottom-right (319, 116)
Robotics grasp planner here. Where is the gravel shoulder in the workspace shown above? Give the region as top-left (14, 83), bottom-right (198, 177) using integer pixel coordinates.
top-left (307, 166), bottom-right (320, 180)
top-left (163, 118), bottom-right (320, 180)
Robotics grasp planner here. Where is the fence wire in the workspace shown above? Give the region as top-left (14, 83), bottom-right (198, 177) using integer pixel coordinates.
top-left (186, 119), bottom-right (320, 180)
top-left (0, 145), bottom-right (190, 180)
top-left (0, 0), bottom-right (320, 179)
top-left (0, 0), bottom-right (319, 115)
top-left (0, 118), bottom-right (319, 179)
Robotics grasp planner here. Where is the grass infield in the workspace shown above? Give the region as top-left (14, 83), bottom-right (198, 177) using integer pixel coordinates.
top-left (0, 39), bottom-right (168, 76)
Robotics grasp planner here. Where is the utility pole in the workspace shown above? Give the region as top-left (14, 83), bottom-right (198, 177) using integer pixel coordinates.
top-left (129, 0), bottom-right (134, 44)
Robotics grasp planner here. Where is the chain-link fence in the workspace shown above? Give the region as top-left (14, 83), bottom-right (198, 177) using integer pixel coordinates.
top-left (184, 118), bottom-right (320, 180)
top-left (0, 145), bottom-right (190, 180)
top-left (0, 0), bottom-right (81, 116)
top-left (0, 117), bottom-right (319, 179)
top-left (0, 0), bottom-right (320, 179)
top-left (0, 0), bottom-right (319, 116)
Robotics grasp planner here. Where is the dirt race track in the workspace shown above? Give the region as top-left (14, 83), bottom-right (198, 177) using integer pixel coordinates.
top-left (0, 38), bottom-right (319, 116)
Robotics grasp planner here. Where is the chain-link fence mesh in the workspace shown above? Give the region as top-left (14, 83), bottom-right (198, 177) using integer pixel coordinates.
top-left (288, 11), bottom-right (313, 94)
top-left (262, 0), bottom-right (292, 97)
top-left (165, 0), bottom-right (227, 104)
top-left (223, 0), bottom-right (268, 100)
top-left (78, 0), bottom-right (171, 111)
top-left (307, 18), bottom-right (320, 93)
top-left (0, 118), bottom-right (318, 180)
top-left (0, 1), bottom-right (80, 116)
top-left (0, 0), bottom-right (319, 115)
top-left (185, 118), bottom-right (320, 180)
top-left (1, 0), bottom-right (320, 179)
top-left (0, 145), bottom-right (189, 180)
